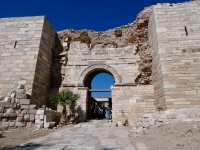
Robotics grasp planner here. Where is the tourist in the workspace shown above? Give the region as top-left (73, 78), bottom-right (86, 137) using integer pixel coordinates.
top-left (105, 105), bottom-right (111, 120)
top-left (94, 103), bottom-right (100, 120)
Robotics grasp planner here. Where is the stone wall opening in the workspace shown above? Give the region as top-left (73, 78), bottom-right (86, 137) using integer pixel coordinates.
top-left (80, 67), bottom-right (115, 120)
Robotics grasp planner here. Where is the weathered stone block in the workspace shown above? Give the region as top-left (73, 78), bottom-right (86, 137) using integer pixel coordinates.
top-left (15, 122), bottom-right (26, 127)
top-left (10, 98), bottom-right (15, 103)
top-left (17, 114), bottom-right (24, 117)
top-left (4, 97), bottom-right (10, 102)
top-left (17, 89), bottom-right (26, 94)
top-left (30, 114), bottom-right (35, 121)
top-left (20, 99), bottom-right (30, 105)
top-left (35, 121), bottom-right (44, 129)
top-left (29, 105), bottom-right (36, 109)
top-left (17, 117), bottom-right (23, 122)
top-left (6, 108), bottom-right (14, 113)
top-left (20, 105), bottom-right (29, 110)
top-left (35, 119), bottom-right (42, 124)
top-left (17, 94), bottom-right (26, 99)
top-left (15, 99), bottom-right (20, 104)
top-left (9, 122), bottom-right (15, 127)
top-left (36, 110), bottom-right (45, 115)
top-left (27, 109), bottom-right (37, 114)
top-left (24, 114), bottom-right (30, 121)
top-left (4, 102), bottom-right (16, 108)
top-left (2, 122), bottom-right (9, 127)
top-left (40, 115), bottom-right (44, 119)
top-left (14, 109), bottom-right (21, 114)
top-left (0, 107), bottom-right (4, 113)
top-left (0, 113), bottom-right (3, 117)
top-left (3, 113), bottom-right (17, 117)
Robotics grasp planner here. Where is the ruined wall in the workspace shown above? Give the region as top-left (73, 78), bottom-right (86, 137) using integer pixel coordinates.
top-left (62, 43), bottom-right (140, 86)
top-left (149, 1), bottom-right (200, 109)
top-left (58, 7), bottom-right (153, 85)
top-left (111, 85), bottom-right (156, 124)
top-left (0, 16), bottom-right (58, 106)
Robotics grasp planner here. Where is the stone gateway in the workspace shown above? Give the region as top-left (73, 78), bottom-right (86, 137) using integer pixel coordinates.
top-left (1, 1), bottom-right (200, 125)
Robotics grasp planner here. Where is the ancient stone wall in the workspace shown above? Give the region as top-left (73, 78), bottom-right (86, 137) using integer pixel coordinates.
top-left (58, 7), bottom-right (153, 85)
top-left (62, 42), bottom-right (140, 87)
top-left (149, 1), bottom-right (200, 109)
top-left (31, 17), bottom-right (58, 106)
top-left (0, 16), bottom-right (58, 106)
top-left (111, 85), bottom-right (155, 124)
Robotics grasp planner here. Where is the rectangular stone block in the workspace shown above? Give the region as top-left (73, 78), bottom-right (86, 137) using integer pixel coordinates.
top-left (17, 117), bottom-right (23, 122)
top-left (30, 114), bottom-right (35, 121)
top-left (17, 113), bottom-right (24, 117)
top-left (36, 110), bottom-right (45, 115)
top-left (4, 102), bottom-right (16, 108)
top-left (29, 105), bottom-right (36, 109)
top-left (15, 122), bottom-right (26, 127)
top-left (3, 113), bottom-right (17, 117)
top-left (9, 122), bottom-right (15, 127)
top-left (40, 114), bottom-right (44, 119)
top-left (2, 122), bottom-right (9, 127)
top-left (0, 107), bottom-right (4, 113)
top-left (27, 109), bottom-right (37, 114)
top-left (20, 99), bottom-right (30, 105)
top-left (20, 105), bottom-right (29, 110)
top-left (35, 119), bottom-right (42, 124)
top-left (24, 114), bottom-right (30, 121)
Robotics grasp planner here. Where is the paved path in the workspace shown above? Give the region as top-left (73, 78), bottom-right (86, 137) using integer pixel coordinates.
top-left (21, 120), bottom-right (144, 150)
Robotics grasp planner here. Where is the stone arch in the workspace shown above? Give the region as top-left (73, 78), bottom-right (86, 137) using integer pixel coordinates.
top-left (78, 64), bottom-right (121, 87)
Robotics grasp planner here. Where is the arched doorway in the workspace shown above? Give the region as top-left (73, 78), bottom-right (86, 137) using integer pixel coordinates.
top-left (89, 72), bottom-right (114, 119)
top-left (78, 64), bottom-right (121, 119)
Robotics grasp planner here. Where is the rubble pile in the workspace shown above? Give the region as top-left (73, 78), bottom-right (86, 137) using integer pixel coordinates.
top-left (132, 108), bottom-right (200, 135)
top-left (0, 85), bottom-right (61, 129)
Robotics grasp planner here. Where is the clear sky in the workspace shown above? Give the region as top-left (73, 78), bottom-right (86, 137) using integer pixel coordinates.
top-left (91, 73), bottom-right (114, 98)
top-left (1, 0), bottom-right (187, 98)
top-left (1, 0), bottom-right (186, 31)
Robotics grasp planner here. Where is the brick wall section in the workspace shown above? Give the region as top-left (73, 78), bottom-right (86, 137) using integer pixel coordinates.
top-left (0, 16), bottom-right (44, 97)
top-left (111, 85), bottom-right (156, 124)
top-left (0, 16), bottom-right (58, 106)
top-left (149, 1), bottom-right (200, 109)
top-left (31, 17), bottom-right (57, 106)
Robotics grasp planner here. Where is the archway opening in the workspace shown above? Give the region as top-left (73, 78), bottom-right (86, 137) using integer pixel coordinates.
top-left (84, 71), bottom-right (114, 120)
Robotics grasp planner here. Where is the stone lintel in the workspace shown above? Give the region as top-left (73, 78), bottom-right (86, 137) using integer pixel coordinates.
top-left (114, 83), bottom-right (137, 86)
top-left (62, 84), bottom-right (76, 87)
top-left (78, 87), bottom-right (89, 90)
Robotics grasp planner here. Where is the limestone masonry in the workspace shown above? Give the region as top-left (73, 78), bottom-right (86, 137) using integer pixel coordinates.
top-left (1, 0), bottom-right (200, 126)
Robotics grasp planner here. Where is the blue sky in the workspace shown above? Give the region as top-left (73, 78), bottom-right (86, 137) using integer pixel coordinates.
top-left (1, 0), bottom-right (186, 98)
top-left (1, 0), bottom-right (186, 31)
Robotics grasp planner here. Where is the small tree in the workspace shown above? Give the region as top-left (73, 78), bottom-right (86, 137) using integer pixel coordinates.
top-left (49, 90), bottom-right (79, 125)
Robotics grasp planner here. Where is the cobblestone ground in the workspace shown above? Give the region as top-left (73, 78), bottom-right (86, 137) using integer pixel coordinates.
top-left (19, 120), bottom-right (144, 150)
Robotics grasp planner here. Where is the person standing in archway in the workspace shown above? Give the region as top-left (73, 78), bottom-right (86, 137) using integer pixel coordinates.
top-left (105, 105), bottom-right (111, 120)
top-left (94, 102), bottom-right (100, 120)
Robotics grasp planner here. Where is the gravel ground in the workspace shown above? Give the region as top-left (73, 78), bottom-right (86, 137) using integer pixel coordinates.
top-left (0, 125), bottom-right (70, 150)
top-left (130, 121), bottom-right (200, 150)
top-left (1, 122), bottom-right (200, 150)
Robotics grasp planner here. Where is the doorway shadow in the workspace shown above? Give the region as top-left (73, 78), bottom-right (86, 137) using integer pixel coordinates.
top-left (67, 102), bottom-right (85, 124)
